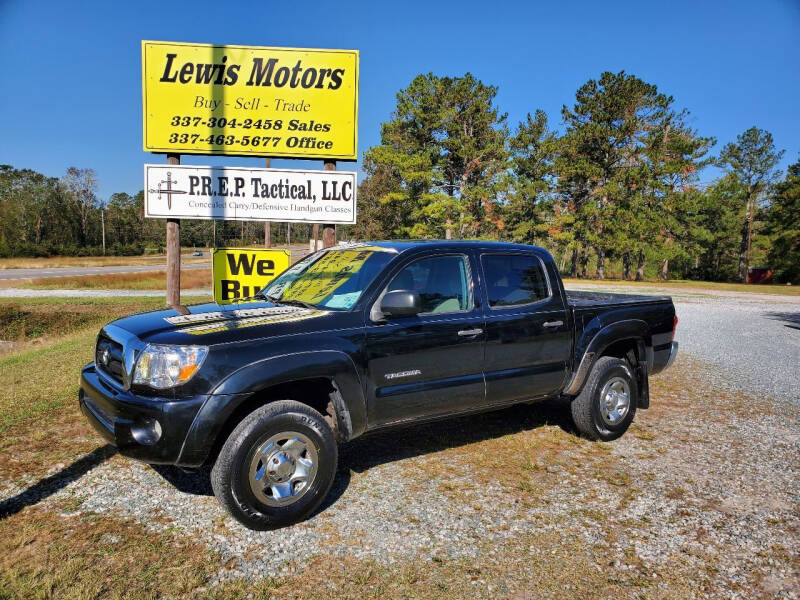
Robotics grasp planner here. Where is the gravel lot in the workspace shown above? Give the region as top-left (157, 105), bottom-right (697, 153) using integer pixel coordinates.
top-left (4, 285), bottom-right (798, 597)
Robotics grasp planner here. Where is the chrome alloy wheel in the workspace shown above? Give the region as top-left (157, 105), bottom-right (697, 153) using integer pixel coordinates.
top-left (599, 377), bottom-right (631, 426)
top-left (248, 432), bottom-right (318, 506)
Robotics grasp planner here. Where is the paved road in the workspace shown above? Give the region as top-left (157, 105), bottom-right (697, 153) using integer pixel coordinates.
top-left (0, 248), bottom-right (311, 281)
top-left (566, 283), bottom-right (800, 405)
top-left (0, 289), bottom-right (211, 297)
top-left (0, 262), bottom-right (210, 281)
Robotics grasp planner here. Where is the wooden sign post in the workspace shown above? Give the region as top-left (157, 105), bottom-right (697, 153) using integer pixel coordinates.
top-left (166, 153), bottom-right (181, 306)
top-left (323, 160), bottom-right (337, 248)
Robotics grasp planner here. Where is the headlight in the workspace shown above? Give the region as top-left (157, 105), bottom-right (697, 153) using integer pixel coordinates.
top-left (133, 344), bottom-right (208, 389)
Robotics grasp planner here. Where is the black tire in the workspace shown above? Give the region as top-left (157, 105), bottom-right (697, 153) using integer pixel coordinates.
top-left (210, 400), bottom-right (337, 530)
top-left (570, 356), bottom-right (638, 441)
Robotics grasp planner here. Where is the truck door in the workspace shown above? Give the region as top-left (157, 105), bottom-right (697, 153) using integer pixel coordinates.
top-left (479, 252), bottom-right (570, 403)
top-left (364, 252), bottom-right (486, 426)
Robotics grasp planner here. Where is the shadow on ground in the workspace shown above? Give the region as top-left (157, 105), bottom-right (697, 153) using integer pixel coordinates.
top-left (0, 444), bottom-right (117, 518)
top-left (765, 311), bottom-right (800, 330)
top-left (150, 464), bottom-right (214, 496)
top-left (149, 397), bottom-right (574, 516)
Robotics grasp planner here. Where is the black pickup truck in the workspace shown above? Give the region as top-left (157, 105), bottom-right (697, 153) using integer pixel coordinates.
top-left (79, 241), bottom-right (678, 529)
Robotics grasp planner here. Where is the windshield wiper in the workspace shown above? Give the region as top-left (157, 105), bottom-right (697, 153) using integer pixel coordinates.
top-left (228, 292), bottom-right (316, 310)
top-left (276, 298), bottom-right (318, 310)
top-left (229, 291), bottom-right (274, 304)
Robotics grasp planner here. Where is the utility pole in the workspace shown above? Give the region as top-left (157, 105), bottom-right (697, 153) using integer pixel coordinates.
top-left (165, 153), bottom-right (181, 306)
top-left (322, 160), bottom-right (337, 247)
top-left (100, 208), bottom-right (106, 255)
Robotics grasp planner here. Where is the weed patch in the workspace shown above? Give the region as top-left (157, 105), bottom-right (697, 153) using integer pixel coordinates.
top-left (24, 268), bottom-right (212, 290)
top-left (0, 297), bottom-right (165, 342)
top-left (0, 505), bottom-right (215, 599)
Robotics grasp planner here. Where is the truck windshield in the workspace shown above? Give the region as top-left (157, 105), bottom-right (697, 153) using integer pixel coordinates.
top-left (260, 246), bottom-right (397, 311)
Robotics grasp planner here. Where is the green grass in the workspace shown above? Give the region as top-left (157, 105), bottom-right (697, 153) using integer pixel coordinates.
top-left (0, 328), bottom-right (108, 482)
top-left (0, 331), bottom-right (96, 434)
top-left (0, 295), bottom-right (213, 434)
top-left (0, 296), bottom-right (208, 478)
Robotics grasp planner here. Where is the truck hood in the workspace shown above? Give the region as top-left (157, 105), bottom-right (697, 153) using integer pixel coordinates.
top-left (106, 301), bottom-right (351, 346)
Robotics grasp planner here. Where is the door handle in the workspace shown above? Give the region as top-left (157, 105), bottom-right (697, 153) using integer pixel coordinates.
top-left (457, 328), bottom-right (483, 337)
top-left (543, 320), bottom-right (563, 328)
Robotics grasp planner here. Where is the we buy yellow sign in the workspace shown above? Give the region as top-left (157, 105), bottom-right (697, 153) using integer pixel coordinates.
top-left (212, 248), bottom-right (290, 304)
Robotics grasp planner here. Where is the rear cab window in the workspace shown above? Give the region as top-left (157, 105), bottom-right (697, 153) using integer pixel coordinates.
top-left (481, 253), bottom-right (551, 308)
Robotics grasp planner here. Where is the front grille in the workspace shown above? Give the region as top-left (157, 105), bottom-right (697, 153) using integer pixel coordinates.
top-left (96, 334), bottom-right (125, 385)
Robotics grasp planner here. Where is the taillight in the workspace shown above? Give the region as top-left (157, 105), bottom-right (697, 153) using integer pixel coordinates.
top-left (671, 315), bottom-right (678, 340)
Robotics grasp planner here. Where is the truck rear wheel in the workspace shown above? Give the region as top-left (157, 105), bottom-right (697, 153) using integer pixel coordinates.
top-left (570, 356), bottom-right (637, 441)
top-left (210, 400), bottom-right (337, 530)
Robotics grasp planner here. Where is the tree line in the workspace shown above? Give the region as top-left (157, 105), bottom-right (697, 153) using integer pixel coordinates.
top-left (351, 71), bottom-right (798, 283)
top-left (0, 165), bottom-right (316, 257)
top-left (0, 70), bottom-right (797, 283)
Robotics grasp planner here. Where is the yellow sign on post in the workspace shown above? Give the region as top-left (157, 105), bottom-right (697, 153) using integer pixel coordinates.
top-left (212, 248), bottom-right (291, 304)
top-left (142, 41), bottom-right (358, 160)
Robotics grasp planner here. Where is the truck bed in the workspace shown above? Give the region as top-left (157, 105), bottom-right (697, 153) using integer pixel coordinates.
top-left (565, 290), bottom-right (671, 308)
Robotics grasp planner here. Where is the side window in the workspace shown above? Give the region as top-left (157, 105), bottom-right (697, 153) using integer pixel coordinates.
top-left (482, 254), bottom-right (550, 308)
top-left (387, 255), bottom-right (472, 314)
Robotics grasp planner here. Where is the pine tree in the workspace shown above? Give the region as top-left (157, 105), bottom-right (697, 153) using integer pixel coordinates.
top-left (717, 127), bottom-right (784, 282)
top-left (558, 71), bottom-right (712, 279)
top-left (640, 111), bottom-right (714, 279)
top-left (361, 73), bottom-right (508, 239)
top-left (691, 176), bottom-right (746, 281)
top-left (765, 160), bottom-right (800, 283)
top-left (505, 110), bottom-right (557, 246)
top-left (560, 72), bottom-right (672, 278)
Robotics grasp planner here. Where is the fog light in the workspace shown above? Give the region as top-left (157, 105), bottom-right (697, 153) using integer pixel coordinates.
top-left (131, 418), bottom-right (162, 446)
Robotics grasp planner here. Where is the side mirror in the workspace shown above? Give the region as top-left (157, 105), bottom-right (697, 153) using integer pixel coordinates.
top-left (379, 290), bottom-right (421, 318)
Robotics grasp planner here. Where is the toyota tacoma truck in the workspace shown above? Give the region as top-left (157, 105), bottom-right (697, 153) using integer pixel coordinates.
top-left (79, 241), bottom-right (678, 529)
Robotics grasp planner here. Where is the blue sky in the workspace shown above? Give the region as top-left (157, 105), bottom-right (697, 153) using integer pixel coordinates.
top-left (1, 0), bottom-right (798, 201)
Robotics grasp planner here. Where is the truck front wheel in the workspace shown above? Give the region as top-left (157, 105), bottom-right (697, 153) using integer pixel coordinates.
top-left (210, 400), bottom-right (337, 530)
top-left (570, 356), bottom-right (638, 441)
